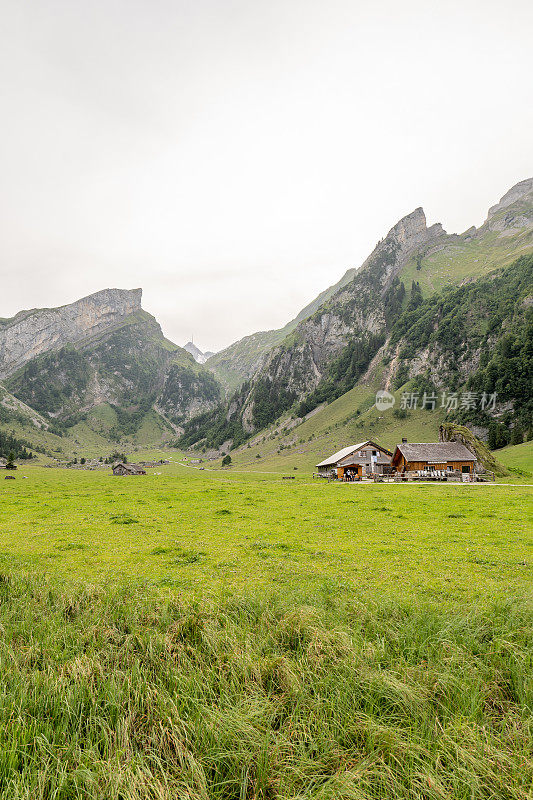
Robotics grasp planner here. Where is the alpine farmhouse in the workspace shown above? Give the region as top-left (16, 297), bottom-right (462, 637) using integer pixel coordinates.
top-left (391, 442), bottom-right (477, 477)
top-left (316, 441), bottom-right (393, 479)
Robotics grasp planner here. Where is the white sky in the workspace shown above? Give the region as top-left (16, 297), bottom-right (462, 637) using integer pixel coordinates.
top-left (1, 0), bottom-right (532, 352)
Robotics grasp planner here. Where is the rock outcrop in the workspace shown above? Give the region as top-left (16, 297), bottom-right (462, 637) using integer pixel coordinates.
top-left (0, 288), bottom-right (142, 380)
top-left (183, 341), bottom-right (214, 364)
top-left (211, 207), bottom-right (448, 436)
top-left (1, 288), bottom-right (222, 434)
top-left (484, 178), bottom-right (533, 234)
top-left (486, 178), bottom-right (533, 222)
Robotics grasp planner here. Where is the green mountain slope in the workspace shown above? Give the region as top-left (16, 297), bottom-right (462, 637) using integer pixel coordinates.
top-left (386, 255), bottom-right (532, 428)
top-left (205, 266), bottom-right (360, 394)
top-left (207, 179), bottom-right (533, 397)
top-left (181, 179), bottom-right (533, 454)
top-left (6, 309), bottom-right (220, 429)
top-left (1, 290), bottom-right (223, 455)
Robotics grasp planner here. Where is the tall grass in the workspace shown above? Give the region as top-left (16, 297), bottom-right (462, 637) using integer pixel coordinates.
top-left (0, 573), bottom-right (531, 799)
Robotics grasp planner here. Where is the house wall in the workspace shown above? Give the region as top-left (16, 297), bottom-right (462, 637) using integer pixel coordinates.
top-left (318, 465), bottom-right (334, 475)
top-left (393, 455), bottom-right (475, 473)
top-left (338, 448), bottom-right (392, 476)
top-left (406, 461), bottom-right (474, 472)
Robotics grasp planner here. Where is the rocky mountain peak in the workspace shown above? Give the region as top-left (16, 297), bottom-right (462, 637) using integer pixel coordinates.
top-left (184, 341), bottom-right (214, 364)
top-left (486, 178), bottom-right (533, 220)
top-left (390, 207), bottom-right (426, 243)
top-left (356, 207), bottom-right (446, 291)
top-left (483, 178), bottom-right (533, 234)
top-left (387, 207), bottom-right (446, 249)
top-left (0, 287), bottom-right (144, 380)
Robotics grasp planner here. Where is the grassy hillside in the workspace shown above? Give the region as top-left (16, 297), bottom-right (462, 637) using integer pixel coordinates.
top-left (400, 226), bottom-right (533, 298)
top-left (205, 376), bottom-right (449, 472)
top-left (202, 368), bottom-right (533, 476)
top-left (498, 440), bottom-right (533, 482)
top-left (0, 398), bottom-right (181, 463)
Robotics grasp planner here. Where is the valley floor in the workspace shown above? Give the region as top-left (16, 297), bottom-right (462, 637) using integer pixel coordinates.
top-left (0, 457), bottom-right (531, 798)
top-left (1, 463), bottom-right (531, 602)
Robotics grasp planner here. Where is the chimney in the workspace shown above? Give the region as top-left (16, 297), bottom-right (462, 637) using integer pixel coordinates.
top-left (402, 438), bottom-right (408, 443)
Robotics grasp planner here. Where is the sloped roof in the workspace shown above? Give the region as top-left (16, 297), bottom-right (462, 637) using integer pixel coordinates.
top-left (394, 442), bottom-right (477, 463)
top-left (113, 461), bottom-right (146, 474)
top-left (316, 441), bottom-right (391, 468)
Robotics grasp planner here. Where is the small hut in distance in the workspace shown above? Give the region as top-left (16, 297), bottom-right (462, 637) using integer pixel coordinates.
top-left (112, 462), bottom-right (146, 476)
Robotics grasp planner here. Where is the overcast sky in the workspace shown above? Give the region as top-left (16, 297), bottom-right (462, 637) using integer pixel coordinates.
top-left (1, 0), bottom-right (532, 352)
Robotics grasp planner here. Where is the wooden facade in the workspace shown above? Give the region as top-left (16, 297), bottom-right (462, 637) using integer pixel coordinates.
top-left (336, 463), bottom-right (363, 480)
top-left (391, 442), bottom-right (477, 475)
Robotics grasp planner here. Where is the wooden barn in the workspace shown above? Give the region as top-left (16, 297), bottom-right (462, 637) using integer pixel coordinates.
top-left (112, 462), bottom-right (146, 476)
top-left (316, 441), bottom-right (393, 480)
top-left (391, 441), bottom-right (477, 477)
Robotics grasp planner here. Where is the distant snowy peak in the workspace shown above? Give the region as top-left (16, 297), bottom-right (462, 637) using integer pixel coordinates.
top-left (184, 341), bottom-right (214, 364)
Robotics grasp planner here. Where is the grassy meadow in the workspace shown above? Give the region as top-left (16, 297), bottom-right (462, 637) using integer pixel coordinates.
top-left (401, 226), bottom-right (533, 298)
top-left (0, 459), bottom-right (531, 798)
top-left (1, 464), bottom-right (532, 601)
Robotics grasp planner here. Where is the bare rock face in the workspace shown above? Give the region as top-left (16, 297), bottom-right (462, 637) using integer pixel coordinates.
top-left (486, 178), bottom-right (533, 220)
top-left (183, 341), bottom-right (214, 364)
top-left (386, 207), bottom-right (445, 251)
top-left (231, 207), bottom-right (447, 431)
top-left (0, 288), bottom-right (142, 380)
top-left (484, 178), bottom-right (533, 233)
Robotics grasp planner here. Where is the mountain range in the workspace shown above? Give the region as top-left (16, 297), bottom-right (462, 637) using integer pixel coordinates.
top-left (183, 341), bottom-right (215, 365)
top-left (0, 289), bottom-right (220, 449)
top-left (1, 177), bottom-right (532, 461)
top-left (180, 178), bottom-right (532, 451)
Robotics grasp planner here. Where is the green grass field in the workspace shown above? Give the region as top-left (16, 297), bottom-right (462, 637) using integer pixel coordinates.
top-left (1, 464), bottom-right (531, 601)
top-left (0, 461), bottom-right (531, 798)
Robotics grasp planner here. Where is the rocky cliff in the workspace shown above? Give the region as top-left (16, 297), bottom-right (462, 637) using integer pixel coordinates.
top-left (0, 288), bottom-right (142, 380)
top-left (485, 178), bottom-right (533, 231)
top-left (235, 207), bottom-right (447, 431)
top-left (180, 178), bottom-right (533, 450)
top-left (1, 289), bottom-right (222, 437)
